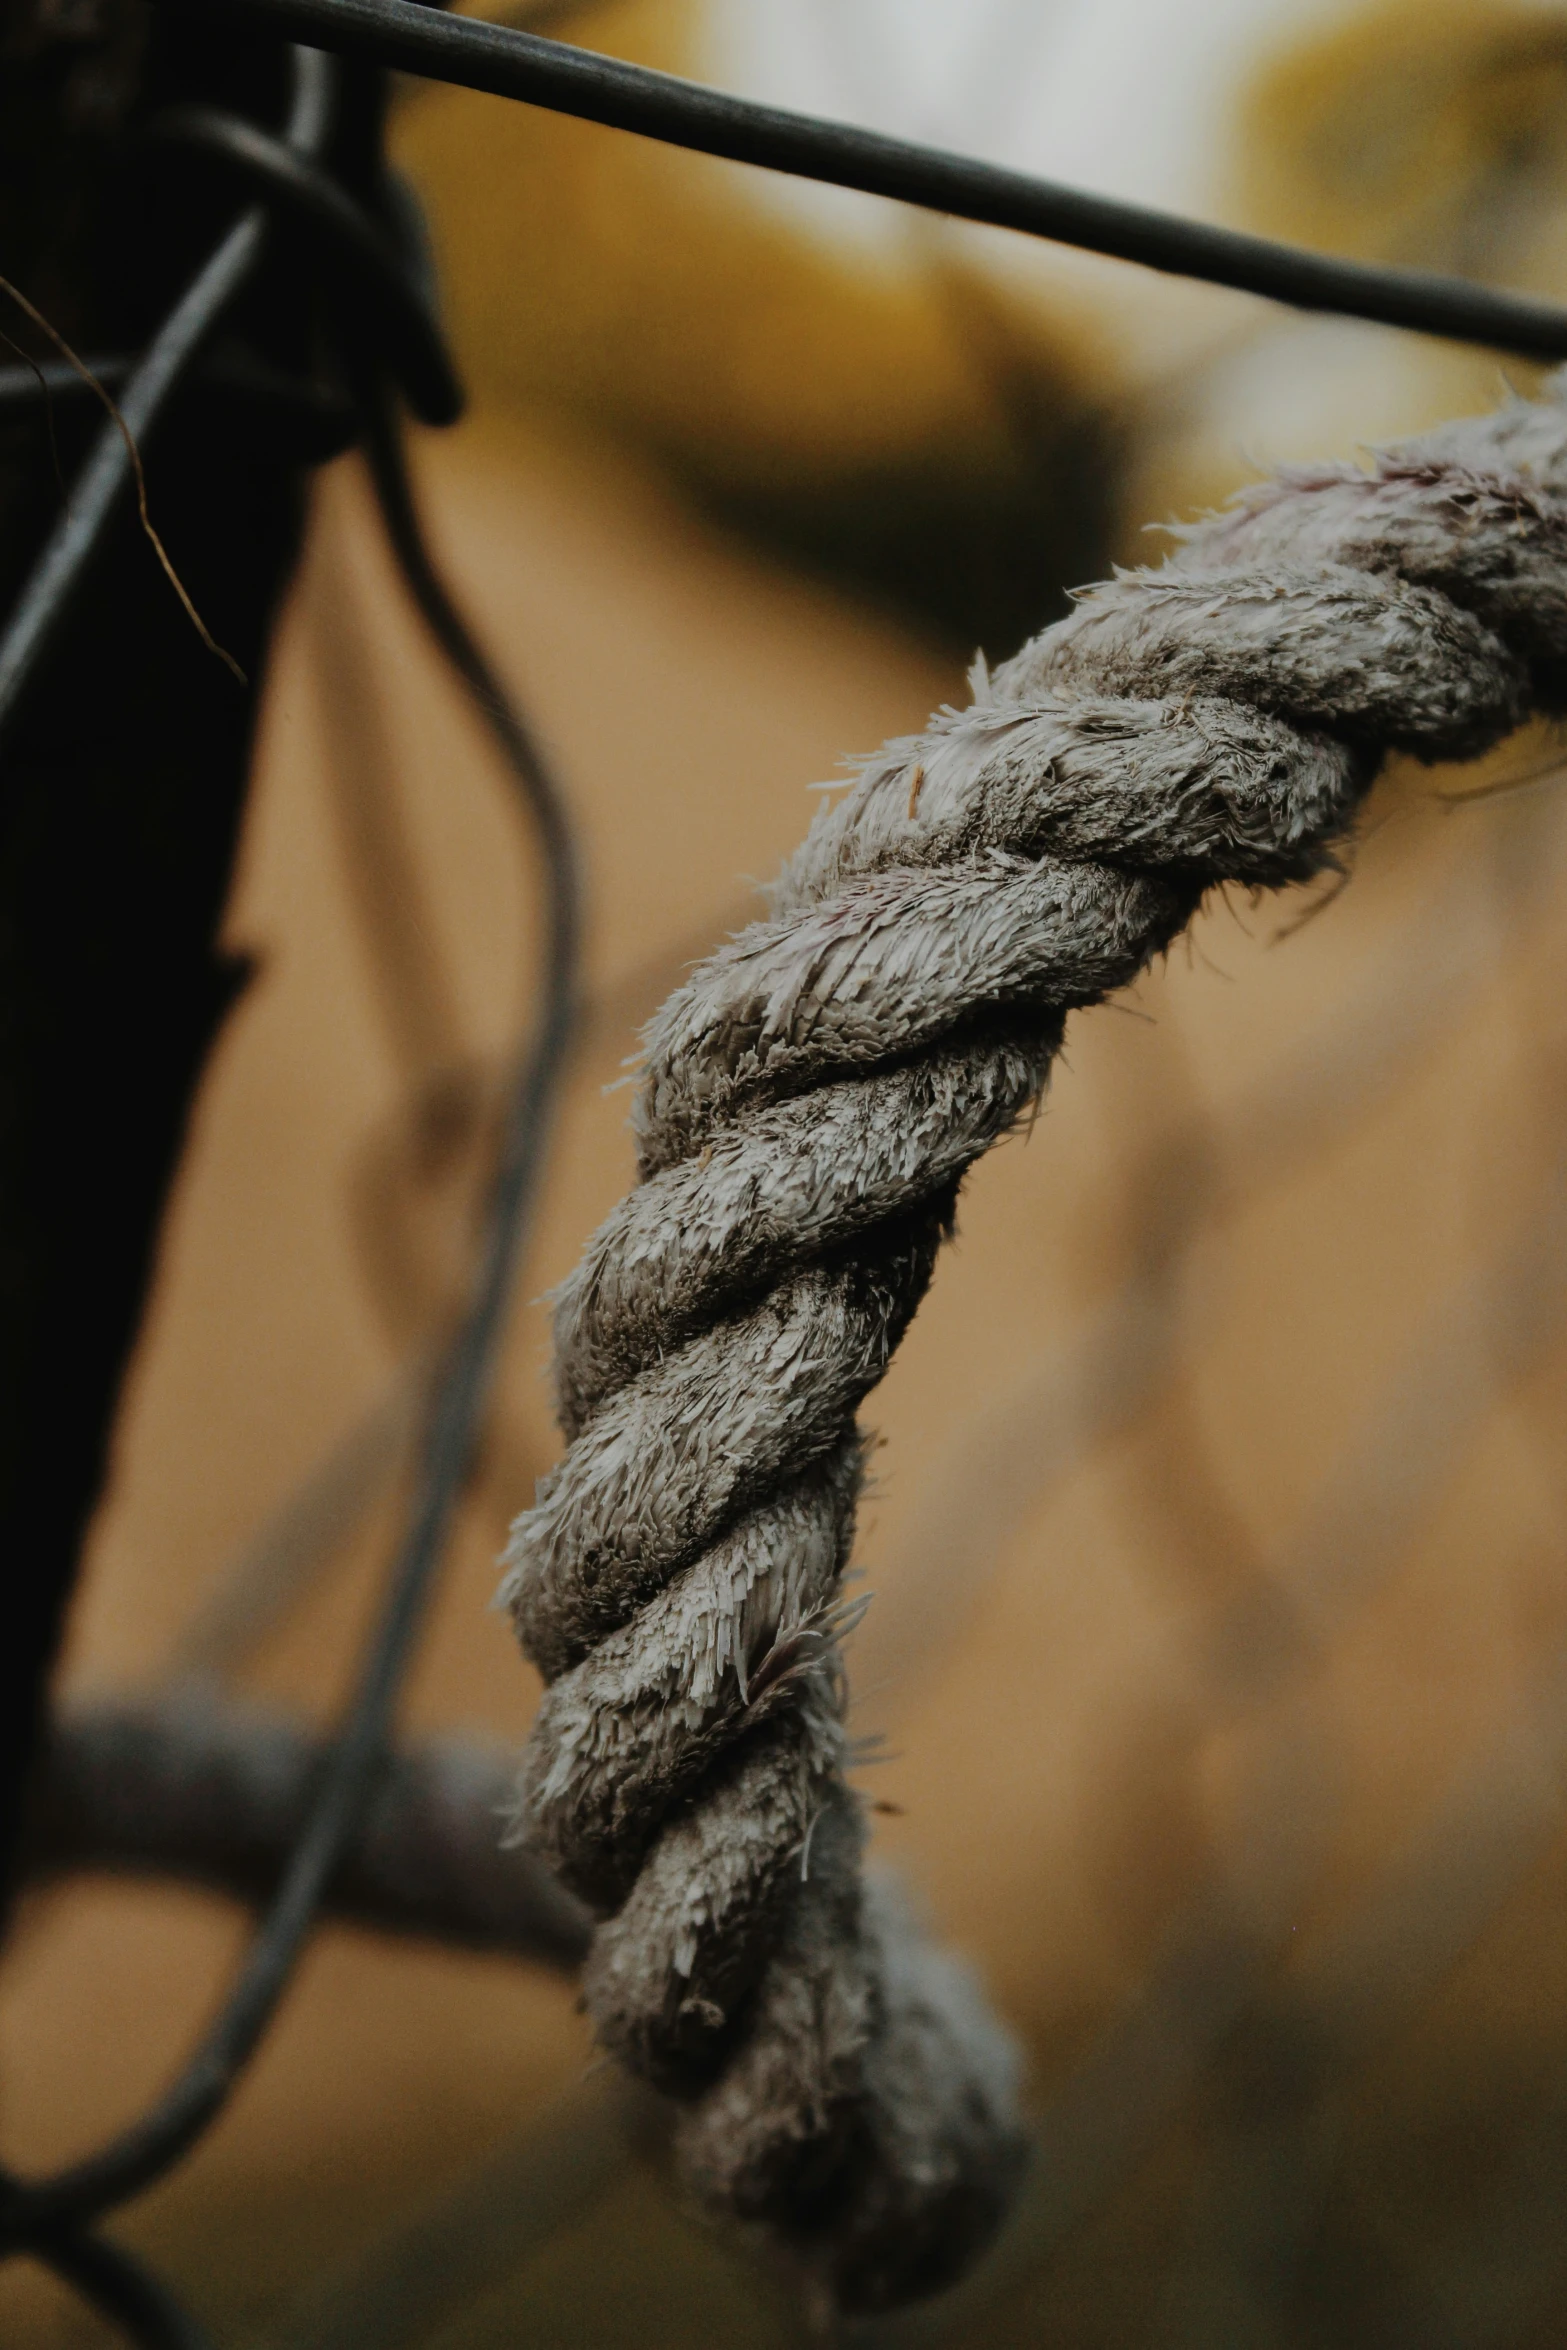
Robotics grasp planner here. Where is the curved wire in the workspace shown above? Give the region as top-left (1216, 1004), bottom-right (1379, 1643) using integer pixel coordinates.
top-left (0, 217), bottom-right (262, 739)
top-left (177, 0), bottom-right (1567, 361)
top-left (353, 376), bottom-right (575, 898)
top-left (25, 2221), bottom-right (215, 2350)
top-left (0, 392), bottom-right (580, 2241)
top-left (0, 45), bottom-right (336, 751)
top-left (138, 107), bottom-right (461, 424)
top-left (0, 28), bottom-right (577, 2342)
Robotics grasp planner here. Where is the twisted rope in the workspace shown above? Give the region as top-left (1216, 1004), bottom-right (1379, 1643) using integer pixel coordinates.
top-left (501, 376), bottom-right (1567, 2314)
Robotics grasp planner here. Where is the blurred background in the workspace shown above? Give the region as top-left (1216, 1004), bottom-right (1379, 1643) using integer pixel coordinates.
top-left (10, 0), bottom-right (1567, 2340)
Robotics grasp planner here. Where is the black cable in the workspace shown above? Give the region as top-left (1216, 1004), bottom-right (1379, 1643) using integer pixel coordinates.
top-left (139, 106), bottom-right (460, 423)
top-left (0, 8), bottom-right (575, 2286)
top-left (27, 2221), bottom-right (215, 2350)
top-left (354, 373), bottom-right (575, 901)
top-left (0, 356), bottom-right (131, 408)
top-left (0, 45), bottom-right (337, 752)
top-left (0, 350), bottom-right (366, 463)
top-left (0, 388), bottom-right (580, 2242)
top-left (171, 0), bottom-right (1567, 361)
top-left (0, 23), bottom-right (580, 2340)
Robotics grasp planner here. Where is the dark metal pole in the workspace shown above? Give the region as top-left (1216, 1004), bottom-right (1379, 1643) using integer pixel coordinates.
top-left (0, 0), bottom-right (322, 1906)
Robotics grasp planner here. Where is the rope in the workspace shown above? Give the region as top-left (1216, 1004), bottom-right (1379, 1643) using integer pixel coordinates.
top-left (501, 375), bottom-right (1567, 2317)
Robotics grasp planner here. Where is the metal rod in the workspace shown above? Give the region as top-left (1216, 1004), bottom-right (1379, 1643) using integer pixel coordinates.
top-left (169, 0), bottom-right (1567, 359)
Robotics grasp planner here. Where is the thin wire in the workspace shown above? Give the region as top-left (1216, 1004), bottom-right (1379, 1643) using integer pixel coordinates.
top-left (0, 219), bottom-right (261, 742)
top-left (0, 394), bottom-right (580, 2240)
top-left (175, 0), bottom-right (1567, 360)
top-left (0, 44), bottom-right (337, 751)
top-left (0, 327), bottom-right (66, 489)
top-left (0, 271), bottom-right (245, 678)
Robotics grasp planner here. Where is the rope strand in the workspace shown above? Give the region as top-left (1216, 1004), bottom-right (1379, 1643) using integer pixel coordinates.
top-left (503, 374), bottom-right (1567, 2315)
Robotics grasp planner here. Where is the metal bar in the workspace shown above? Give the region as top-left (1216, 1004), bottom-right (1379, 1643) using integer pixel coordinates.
top-left (169, 0), bottom-right (1567, 358)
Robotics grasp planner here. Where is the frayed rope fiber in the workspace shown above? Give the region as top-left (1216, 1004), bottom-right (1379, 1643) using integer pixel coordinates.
top-left (501, 376), bottom-right (1567, 2314)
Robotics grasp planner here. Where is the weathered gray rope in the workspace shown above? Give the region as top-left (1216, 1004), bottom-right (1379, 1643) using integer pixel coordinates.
top-left (501, 376), bottom-right (1567, 2315)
